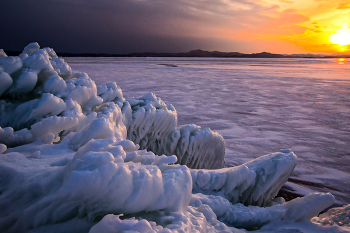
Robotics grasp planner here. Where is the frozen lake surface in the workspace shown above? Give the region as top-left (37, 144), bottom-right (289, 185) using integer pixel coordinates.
top-left (66, 57), bottom-right (350, 205)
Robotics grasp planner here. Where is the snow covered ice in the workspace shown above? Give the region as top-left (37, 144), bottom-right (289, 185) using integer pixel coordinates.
top-left (0, 43), bottom-right (349, 232)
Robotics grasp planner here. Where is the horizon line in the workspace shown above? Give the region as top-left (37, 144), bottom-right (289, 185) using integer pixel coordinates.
top-left (3, 48), bottom-right (350, 58)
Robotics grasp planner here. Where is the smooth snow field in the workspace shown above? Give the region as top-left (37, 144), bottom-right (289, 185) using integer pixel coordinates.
top-left (67, 57), bottom-right (350, 205)
top-left (1, 44), bottom-right (350, 233)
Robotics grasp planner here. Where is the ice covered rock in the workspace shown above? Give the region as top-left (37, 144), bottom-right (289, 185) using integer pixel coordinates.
top-left (159, 124), bottom-right (225, 169)
top-left (191, 149), bottom-right (296, 206)
top-left (1, 43), bottom-right (73, 100)
top-left (122, 92), bottom-right (177, 150)
top-left (0, 45), bottom-right (65, 98)
top-left (121, 93), bottom-right (225, 169)
top-left (190, 192), bottom-right (335, 229)
top-left (1, 43), bottom-right (225, 169)
top-left (0, 138), bottom-right (192, 232)
top-left (0, 45), bottom-right (109, 147)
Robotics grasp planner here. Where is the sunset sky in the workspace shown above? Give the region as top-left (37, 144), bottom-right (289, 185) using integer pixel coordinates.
top-left (1, 0), bottom-right (349, 54)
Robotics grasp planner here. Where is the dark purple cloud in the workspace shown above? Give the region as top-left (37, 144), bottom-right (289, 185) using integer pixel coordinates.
top-left (0, 0), bottom-right (283, 53)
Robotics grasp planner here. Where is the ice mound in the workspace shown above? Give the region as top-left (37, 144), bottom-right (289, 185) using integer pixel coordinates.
top-left (0, 139), bottom-right (191, 232)
top-left (0, 43), bottom-right (349, 233)
top-left (121, 92), bottom-right (177, 152)
top-left (0, 43), bottom-right (106, 148)
top-left (121, 93), bottom-right (225, 169)
top-left (160, 124), bottom-right (225, 169)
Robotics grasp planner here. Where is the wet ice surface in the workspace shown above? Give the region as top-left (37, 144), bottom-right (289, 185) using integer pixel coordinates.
top-left (66, 57), bottom-right (350, 204)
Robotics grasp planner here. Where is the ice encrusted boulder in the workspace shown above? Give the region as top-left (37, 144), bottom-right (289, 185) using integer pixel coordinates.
top-left (0, 43), bottom-right (105, 147)
top-left (0, 138), bottom-right (192, 232)
top-left (0, 43), bottom-right (223, 169)
top-left (191, 149), bottom-right (297, 206)
top-left (190, 192), bottom-right (335, 229)
top-left (0, 43), bottom-right (348, 233)
top-left (120, 93), bottom-right (225, 169)
top-left (121, 92), bottom-right (178, 152)
top-left (94, 77), bottom-right (225, 169)
top-left (161, 124), bottom-right (225, 169)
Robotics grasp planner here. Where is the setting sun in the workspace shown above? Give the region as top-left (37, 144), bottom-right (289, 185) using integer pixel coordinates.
top-left (329, 27), bottom-right (350, 46)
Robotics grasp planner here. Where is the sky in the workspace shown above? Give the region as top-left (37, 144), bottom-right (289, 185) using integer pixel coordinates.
top-left (0, 0), bottom-right (349, 54)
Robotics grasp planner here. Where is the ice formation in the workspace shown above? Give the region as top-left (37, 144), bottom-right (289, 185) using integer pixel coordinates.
top-left (0, 43), bottom-right (349, 233)
top-left (121, 93), bottom-right (225, 169)
top-left (191, 149), bottom-right (297, 206)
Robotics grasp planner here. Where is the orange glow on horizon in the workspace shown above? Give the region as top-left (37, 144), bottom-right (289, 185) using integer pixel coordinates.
top-left (216, 1), bottom-right (350, 54)
top-left (175, 0), bottom-right (350, 55)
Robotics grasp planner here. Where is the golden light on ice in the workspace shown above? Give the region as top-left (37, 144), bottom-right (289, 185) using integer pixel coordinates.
top-left (329, 27), bottom-right (350, 46)
top-left (337, 58), bottom-right (346, 64)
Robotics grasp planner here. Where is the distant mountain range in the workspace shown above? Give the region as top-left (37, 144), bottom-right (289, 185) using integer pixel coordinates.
top-left (5, 49), bottom-right (350, 58)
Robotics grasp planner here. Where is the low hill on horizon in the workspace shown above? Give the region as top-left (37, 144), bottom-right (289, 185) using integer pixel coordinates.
top-left (3, 48), bottom-right (350, 58)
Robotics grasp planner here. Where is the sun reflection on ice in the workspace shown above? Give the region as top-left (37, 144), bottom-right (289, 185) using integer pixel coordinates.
top-left (337, 58), bottom-right (346, 64)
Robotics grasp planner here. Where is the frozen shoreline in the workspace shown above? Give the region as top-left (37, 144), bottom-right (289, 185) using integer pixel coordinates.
top-left (0, 44), bottom-right (349, 232)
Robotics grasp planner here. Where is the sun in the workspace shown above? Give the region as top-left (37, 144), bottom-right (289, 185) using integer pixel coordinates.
top-left (329, 27), bottom-right (350, 46)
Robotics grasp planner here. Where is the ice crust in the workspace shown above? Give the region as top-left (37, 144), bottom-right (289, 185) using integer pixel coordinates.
top-left (0, 43), bottom-right (349, 233)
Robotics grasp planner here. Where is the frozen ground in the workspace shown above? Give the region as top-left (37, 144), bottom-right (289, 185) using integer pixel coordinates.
top-left (1, 44), bottom-right (349, 232)
top-left (67, 57), bottom-right (350, 205)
